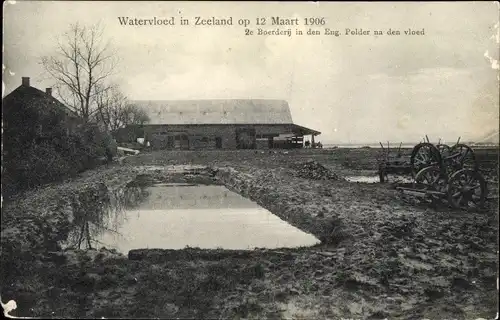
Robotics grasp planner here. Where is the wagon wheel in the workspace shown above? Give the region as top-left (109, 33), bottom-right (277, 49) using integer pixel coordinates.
top-left (447, 168), bottom-right (487, 211)
top-left (436, 144), bottom-right (451, 157)
top-left (415, 166), bottom-right (447, 192)
top-left (414, 166), bottom-right (447, 203)
top-left (448, 144), bottom-right (478, 172)
top-left (410, 143), bottom-right (443, 177)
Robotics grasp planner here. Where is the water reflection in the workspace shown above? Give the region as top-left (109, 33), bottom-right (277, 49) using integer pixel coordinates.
top-left (64, 182), bottom-right (320, 253)
top-left (64, 184), bottom-right (150, 250)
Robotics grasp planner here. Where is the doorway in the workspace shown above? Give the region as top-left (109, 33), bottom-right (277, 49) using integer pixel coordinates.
top-left (268, 137), bottom-right (274, 149)
top-left (235, 128), bottom-right (256, 149)
top-left (167, 136), bottom-right (174, 149)
top-left (215, 137), bottom-right (222, 149)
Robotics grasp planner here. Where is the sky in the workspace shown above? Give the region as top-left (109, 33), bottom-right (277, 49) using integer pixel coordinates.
top-left (3, 1), bottom-right (499, 144)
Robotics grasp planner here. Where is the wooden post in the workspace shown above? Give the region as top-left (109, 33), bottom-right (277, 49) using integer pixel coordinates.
top-left (312, 134), bottom-right (316, 148)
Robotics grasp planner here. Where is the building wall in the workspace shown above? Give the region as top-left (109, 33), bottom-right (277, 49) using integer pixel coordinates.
top-left (114, 126), bottom-right (145, 143)
top-left (143, 124), bottom-right (293, 150)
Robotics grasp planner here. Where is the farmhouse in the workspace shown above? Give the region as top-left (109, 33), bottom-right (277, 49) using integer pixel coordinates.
top-left (119, 99), bottom-right (321, 150)
top-left (2, 77), bottom-right (81, 146)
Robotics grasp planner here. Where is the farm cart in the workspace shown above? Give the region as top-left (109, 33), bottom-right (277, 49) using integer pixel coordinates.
top-left (395, 165), bottom-right (487, 211)
top-left (378, 136), bottom-right (480, 183)
top-left (377, 142), bottom-right (412, 183)
top-left (409, 136), bottom-right (479, 178)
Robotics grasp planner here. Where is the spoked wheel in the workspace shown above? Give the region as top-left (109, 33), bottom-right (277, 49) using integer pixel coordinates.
top-left (447, 168), bottom-right (487, 211)
top-left (414, 166), bottom-right (448, 203)
top-left (448, 144), bottom-right (478, 172)
top-left (410, 143), bottom-right (443, 178)
top-left (415, 166), bottom-right (447, 191)
top-left (436, 144), bottom-right (451, 157)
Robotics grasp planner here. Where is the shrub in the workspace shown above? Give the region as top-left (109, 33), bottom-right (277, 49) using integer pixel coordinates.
top-left (3, 122), bottom-right (117, 199)
top-left (3, 142), bottom-right (73, 194)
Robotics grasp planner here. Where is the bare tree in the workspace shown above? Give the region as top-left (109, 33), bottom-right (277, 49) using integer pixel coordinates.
top-left (94, 85), bottom-right (150, 132)
top-left (94, 84), bottom-right (127, 132)
top-left (124, 103), bottom-right (150, 126)
top-left (40, 22), bottom-right (117, 122)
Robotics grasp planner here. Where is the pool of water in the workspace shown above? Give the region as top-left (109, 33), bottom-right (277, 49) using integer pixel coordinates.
top-left (345, 176), bottom-right (380, 183)
top-left (345, 175), bottom-right (413, 184)
top-left (67, 183), bottom-right (320, 253)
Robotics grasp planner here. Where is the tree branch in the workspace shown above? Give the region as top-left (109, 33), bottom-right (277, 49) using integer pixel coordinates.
top-left (40, 22), bottom-right (117, 124)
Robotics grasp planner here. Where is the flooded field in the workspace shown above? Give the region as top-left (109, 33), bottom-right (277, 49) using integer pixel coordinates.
top-left (2, 148), bottom-right (497, 319)
top-left (64, 181), bottom-right (320, 253)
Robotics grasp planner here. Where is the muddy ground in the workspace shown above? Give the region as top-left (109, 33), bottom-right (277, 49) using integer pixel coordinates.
top-left (1, 148), bottom-right (498, 319)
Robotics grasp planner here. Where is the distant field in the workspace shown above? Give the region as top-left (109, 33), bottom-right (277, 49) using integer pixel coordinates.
top-left (323, 143), bottom-right (499, 149)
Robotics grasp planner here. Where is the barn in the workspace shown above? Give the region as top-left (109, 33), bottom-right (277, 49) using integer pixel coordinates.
top-left (120, 99), bottom-right (321, 150)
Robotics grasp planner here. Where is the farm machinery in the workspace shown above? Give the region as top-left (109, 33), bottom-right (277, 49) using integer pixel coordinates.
top-left (378, 136), bottom-right (488, 211)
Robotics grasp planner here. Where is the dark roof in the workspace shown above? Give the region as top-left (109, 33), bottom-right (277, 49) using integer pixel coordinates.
top-left (3, 85), bottom-right (79, 119)
top-left (130, 99), bottom-right (294, 125)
